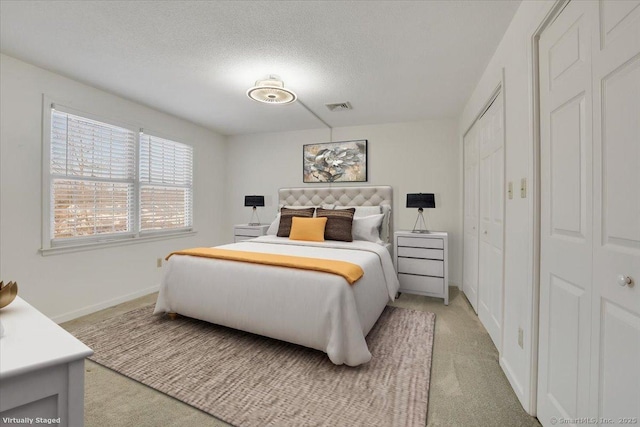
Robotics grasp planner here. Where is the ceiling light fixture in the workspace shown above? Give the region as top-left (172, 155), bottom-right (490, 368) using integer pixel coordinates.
top-left (247, 75), bottom-right (297, 105)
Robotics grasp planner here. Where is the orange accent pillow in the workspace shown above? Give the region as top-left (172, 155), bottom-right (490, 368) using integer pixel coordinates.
top-left (289, 217), bottom-right (328, 242)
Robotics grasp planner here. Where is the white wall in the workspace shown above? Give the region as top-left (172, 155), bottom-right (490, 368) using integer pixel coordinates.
top-left (225, 119), bottom-right (462, 286)
top-left (0, 54), bottom-right (227, 321)
top-left (459, 0), bottom-right (555, 414)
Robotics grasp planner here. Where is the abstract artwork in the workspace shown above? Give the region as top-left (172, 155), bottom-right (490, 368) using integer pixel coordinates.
top-left (303, 140), bottom-right (367, 183)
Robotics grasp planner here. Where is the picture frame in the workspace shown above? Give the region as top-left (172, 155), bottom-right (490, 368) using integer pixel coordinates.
top-left (303, 139), bottom-right (368, 183)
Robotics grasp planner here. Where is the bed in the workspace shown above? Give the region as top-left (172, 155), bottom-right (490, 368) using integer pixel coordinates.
top-left (154, 186), bottom-right (399, 366)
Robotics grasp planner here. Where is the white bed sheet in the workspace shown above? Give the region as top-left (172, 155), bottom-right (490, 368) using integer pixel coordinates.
top-left (154, 236), bottom-right (400, 366)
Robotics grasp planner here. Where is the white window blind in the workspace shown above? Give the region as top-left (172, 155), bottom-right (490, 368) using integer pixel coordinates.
top-left (50, 110), bottom-right (136, 242)
top-left (139, 134), bottom-right (193, 232)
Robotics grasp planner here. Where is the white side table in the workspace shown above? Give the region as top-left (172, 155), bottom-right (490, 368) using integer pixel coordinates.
top-left (394, 231), bottom-right (449, 305)
top-left (0, 297), bottom-right (93, 426)
top-left (234, 224), bottom-right (270, 243)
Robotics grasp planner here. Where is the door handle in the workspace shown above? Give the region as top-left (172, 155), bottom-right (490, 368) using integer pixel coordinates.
top-left (483, 230), bottom-right (488, 235)
top-left (617, 275), bottom-right (633, 287)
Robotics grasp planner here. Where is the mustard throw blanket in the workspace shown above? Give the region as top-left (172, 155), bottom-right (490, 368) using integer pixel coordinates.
top-left (166, 247), bottom-right (364, 285)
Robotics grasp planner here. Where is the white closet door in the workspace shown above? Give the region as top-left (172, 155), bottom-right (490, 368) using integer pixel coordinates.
top-left (590, 0), bottom-right (640, 420)
top-left (538, 1), bottom-right (594, 423)
top-left (463, 125), bottom-right (479, 312)
top-left (478, 93), bottom-right (504, 350)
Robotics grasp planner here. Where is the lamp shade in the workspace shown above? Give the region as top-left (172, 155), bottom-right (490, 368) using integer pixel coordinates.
top-left (406, 193), bottom-right (435, 209)
top-left (244, 195), bottom-right (265, 207)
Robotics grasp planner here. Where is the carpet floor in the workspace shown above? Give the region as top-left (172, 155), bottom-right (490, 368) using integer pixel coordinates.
top-left (71, 304), bottom-right (435, 427)
top-left (62, 288), bottom-right (541, 426)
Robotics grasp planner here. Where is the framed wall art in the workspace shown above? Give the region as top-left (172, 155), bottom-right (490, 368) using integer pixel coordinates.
top-left (303, 139), bottom-right (367, 183)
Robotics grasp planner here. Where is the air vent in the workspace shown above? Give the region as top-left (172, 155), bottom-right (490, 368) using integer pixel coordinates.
top-left (325, 102), bottom-right (353, 112)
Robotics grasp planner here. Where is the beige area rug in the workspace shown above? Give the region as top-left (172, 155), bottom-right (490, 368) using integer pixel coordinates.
top-left (73, 304), bottom-right (435, 427)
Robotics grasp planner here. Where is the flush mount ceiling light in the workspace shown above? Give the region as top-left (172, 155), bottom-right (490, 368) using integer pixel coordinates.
top-left (247, 75), bottom-right (297, 105)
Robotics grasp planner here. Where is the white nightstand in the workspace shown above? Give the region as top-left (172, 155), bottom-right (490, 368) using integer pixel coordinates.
top-left (234, 224), bottom-right (270, 243)
top-left (394, 231), bottom-right (449, 305)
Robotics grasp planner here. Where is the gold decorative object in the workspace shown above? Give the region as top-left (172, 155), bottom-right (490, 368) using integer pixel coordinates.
top-left (0, 281), bottom-right (18, 309)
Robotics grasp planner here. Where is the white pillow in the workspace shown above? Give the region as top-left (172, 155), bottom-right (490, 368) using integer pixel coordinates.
top-left (355, 206), bottom-right (381, 218)
top-left (352, 213), bottom-right (384, 244)
top-left (380, 205), bottom-right (391, 243)
top-left (266, 213), bottom-right (281, 235)
top-left (335, 205), bottom-right (381, 218)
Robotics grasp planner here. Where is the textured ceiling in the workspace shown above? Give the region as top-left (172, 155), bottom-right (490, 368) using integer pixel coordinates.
top-left (0, 1), bottom-right (520, 135)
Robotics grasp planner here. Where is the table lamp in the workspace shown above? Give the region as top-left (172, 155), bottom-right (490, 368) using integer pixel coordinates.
top-left (406, 193), bottom-right (435, 233)
top-left (244, 195), bottom-right (265, 225)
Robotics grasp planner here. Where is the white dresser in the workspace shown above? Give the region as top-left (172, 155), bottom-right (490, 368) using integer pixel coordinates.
top-left (233, 224), bottom-right (270, 243)
top-left (394, 231), bottom-right (449, 305)
top-left (0, 297), bottom-right (93, 426)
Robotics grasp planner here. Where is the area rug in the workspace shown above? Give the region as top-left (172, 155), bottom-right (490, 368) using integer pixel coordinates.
top-left (73, 304), bottom-right (435, 427)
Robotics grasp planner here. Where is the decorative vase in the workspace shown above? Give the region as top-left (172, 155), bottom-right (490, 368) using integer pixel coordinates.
top-left (0, 281), bottom-right (18, 309)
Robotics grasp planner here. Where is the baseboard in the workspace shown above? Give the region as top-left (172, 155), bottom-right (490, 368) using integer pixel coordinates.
top-left (51, 284), bottom-right (160, 324)
top-left (500, 355), bottom-right (528, 412)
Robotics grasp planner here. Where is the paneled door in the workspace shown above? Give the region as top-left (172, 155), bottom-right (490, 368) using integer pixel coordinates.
top-left (463, 124), bottom-right (479, 312)
top-left (478, 92), bottom-right (504, 350)
top-left (538, 1), bottom-right (594, 423)
top-left (590, 0), bottom-right (640, 420)
top-left (538, 1), bottom-right (640, 425)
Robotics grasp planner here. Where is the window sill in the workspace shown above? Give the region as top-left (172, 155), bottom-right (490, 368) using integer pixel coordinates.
top-left (40, 230), bottom-right (198, 256)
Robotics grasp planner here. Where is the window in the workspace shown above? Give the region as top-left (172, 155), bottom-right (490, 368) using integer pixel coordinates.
top-left (139, 134), bottom-right (193, 233)
top-left (45, 104), bottom-right (193, 250)
top-left (50, 110), bottom-right (137, 242)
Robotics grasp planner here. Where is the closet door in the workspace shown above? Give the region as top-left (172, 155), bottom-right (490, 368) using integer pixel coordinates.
top-left (478, 93), bottom-right (504, 350)
top-left (463, 125), bottom-right (479, 312)
top-left (539, 1), bottom-right (640, 424)
top-left (590, 0), bottom-right (640, 419)
top-left (538, 1), bottom-right (594, 423)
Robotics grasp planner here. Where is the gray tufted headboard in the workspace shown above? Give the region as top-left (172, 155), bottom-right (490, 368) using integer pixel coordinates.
top-left (278, 186), bottom-right (393, 244)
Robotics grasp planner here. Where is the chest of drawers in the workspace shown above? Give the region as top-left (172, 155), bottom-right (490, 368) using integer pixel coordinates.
top-left (0, 297), bottom-right (93, 426)
top-left (394, 231), bottom-right (449, 305)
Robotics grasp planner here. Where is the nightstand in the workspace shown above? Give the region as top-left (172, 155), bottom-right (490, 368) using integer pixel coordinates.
top-left (234, 224), bottom-right (270, 243)
top-left (394, 231), bottom-right (449, 305)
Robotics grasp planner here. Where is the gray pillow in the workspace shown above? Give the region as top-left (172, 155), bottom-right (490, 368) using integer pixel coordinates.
top-left (277, 207), bottom-right (315, 237)
top-left (316, 208), bottom-right (355, 242)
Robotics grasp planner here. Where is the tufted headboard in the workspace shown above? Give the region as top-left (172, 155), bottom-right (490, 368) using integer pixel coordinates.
top-left (278, 186), bottom-right (393, 244)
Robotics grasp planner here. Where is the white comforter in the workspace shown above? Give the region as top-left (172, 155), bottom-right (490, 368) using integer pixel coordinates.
top-left (154, 236), bottom-right (399, 366)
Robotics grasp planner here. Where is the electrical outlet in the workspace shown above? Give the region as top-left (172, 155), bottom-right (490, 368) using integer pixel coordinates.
top-left (157, 258), bottom-right (163, 268)
top-left (520, 178), bottom-right (527, 198)
top-left (508, 182), bottom-right (513, 199)
top-left (518, 328), bottom-right (524, 349)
